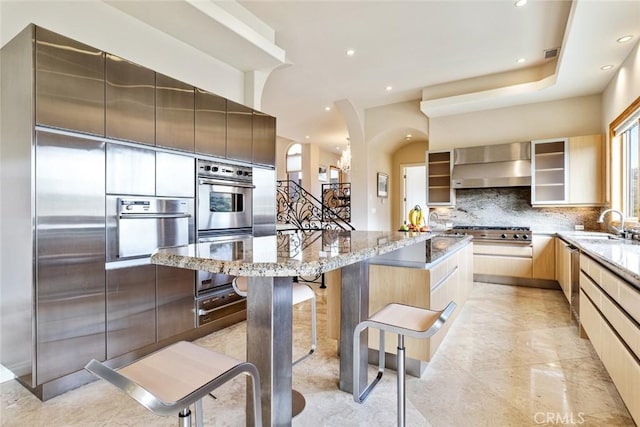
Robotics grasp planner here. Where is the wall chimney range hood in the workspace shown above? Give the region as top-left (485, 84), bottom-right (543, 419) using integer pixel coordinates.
top-left (451, 141), bottom-right (531, 189)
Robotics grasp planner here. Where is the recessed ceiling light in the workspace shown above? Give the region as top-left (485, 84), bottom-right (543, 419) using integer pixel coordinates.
top-left (514, 0), bottom-right (527, 7)
top-left (324, 106), bottom-right (331, 111)
top-left (305, 135), bottom-right (310, 139)
top-left (601, 64), bottom-right (614, 71)
top-left (405, 134), bottom-right (413, 140)
top-left (617, 35), bottom-right (633, 43)
top-left (346, 49), bottom-right (355, 56)
top-left (516, 58), bottom-right (526, 64)
top-left (385, 86), bottom-right (393, 91)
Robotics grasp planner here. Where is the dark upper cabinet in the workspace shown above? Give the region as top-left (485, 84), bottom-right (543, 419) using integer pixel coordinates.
top-left (252, 111), bottom-right (276, 166)
top-left (106, 54), bottom-right (155, 145)
top-left (195, 88), bottom-right (227, 157)
top-left (35, 27), bottom-right (105, 136)
top-left (156, 73), bottom-right (194, 152)
top-left (226, 100), bottom-right (253, 163)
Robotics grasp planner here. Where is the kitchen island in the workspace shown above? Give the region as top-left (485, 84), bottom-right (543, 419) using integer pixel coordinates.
top-left (151, 229), bottom-right (433, 426)
top-left (325, 234), bottom-right (474, 376)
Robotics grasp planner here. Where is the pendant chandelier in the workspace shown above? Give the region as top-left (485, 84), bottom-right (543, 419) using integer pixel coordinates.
top-left (337, 140), bottom-right (351, 173)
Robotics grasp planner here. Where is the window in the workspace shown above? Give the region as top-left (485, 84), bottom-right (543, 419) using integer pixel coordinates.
top-left (286, 143), bottom-right (302, 200)
top-left (622, 121), bottom-right (639, 218)
top-left (611, 97), bottom-right (640, 220)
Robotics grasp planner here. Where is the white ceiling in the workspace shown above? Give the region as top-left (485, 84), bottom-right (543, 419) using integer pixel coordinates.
top-left (109, 0), bottom-right (640, 153)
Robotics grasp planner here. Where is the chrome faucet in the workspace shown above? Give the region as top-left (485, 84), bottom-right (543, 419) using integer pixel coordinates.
top-left (597, 209), bottom-right (626, 235)
top-left (428, 211), bottom-right (439, 226)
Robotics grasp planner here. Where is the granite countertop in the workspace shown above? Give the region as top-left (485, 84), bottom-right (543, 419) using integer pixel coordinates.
top-left (557, 231), bottom-right (640, 290)
top-left (151, 230), bottom-right (432, 277)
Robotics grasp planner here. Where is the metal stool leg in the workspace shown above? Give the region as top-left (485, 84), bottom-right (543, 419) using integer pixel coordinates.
top-left (397, 334), bottom-right (406, 427)
top-left (178, 408), bottom-right (192, 427)
top-left (194, 399), bottom-right (203, 427)
top-left (353, 326), bottom-right (386, 403)
top-left (293, 287), bottom-right (317, 366)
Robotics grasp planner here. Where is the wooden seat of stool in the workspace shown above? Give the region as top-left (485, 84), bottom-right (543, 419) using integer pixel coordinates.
top-left (353, 301), bottom-right (457, 426)
top-left (85, 341), bottom-right (262, 426)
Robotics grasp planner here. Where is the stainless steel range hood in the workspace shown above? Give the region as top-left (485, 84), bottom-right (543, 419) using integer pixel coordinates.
top-left (451, 141), bottom-right (531, 188)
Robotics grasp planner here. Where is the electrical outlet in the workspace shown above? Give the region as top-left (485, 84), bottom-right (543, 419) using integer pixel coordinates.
top-left (574, 224), bottom-right (584, 231)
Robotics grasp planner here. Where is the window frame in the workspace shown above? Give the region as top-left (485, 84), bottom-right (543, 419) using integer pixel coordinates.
top-left (609, 96), bottom-right (640, 222)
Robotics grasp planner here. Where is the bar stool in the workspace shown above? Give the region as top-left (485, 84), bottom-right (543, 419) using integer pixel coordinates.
top-left (353, 301), bottom-right (457, 426)
top-left (232, 276), bottom-right (317, 365)
top-left (85, 341), bottom-right (262, 427)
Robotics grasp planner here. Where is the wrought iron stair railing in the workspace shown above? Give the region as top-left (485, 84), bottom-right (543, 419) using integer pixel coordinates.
top-left (276, 180), bottom-right (355, 231)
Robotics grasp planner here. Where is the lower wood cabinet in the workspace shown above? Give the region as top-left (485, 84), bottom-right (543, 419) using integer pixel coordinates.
top-left (555, 238), bottom-right (572, 302)
top-left (474, 243), bottom-right (532, 278)
top-left (579, 254), bottom-right (640, 424)
top-left (326, 242), bottom-right (473, 363)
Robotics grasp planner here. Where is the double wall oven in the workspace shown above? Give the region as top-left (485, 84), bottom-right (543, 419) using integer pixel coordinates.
top-left (196, 159), bottom-right (254, 326)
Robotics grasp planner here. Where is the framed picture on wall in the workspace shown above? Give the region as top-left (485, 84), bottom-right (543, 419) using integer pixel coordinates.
top-left (318, 165), bottom-right (328, 182)
top-left (377, 172), bottom-right (389, 198)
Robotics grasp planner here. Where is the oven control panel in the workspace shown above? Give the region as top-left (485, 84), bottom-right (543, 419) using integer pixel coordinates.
top-left (197, 159), bottom-right (252, 182)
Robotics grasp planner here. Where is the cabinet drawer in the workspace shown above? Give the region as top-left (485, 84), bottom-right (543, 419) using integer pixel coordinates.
top-left (474, 255), bottom-right (532, 278)
top-left (599, 267), bottom-right (620, 301)
top-left (619, 282), bottom-right (640, 325)
top-left (580, 271), bottom-right (601, 307)
top-left (474, 243), bottom-right (532, 257)
top-left (600, 316), bottom-right (640, 424)
top-left (580, 291), bottom-right (602, 356)
top-left (600, 294), bottom-right (640, 360)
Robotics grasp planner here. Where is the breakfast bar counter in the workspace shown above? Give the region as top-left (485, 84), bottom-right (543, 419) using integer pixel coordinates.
top-left (151, 229), bottom-right (432, 426)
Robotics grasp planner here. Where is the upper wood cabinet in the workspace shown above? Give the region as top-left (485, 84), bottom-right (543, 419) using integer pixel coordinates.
top-left (35, 27), bottom-right (105, 136)
top-left (531, 138), bottom-right (568, 205)
top-left (532, 135), bottom-right (604, 206)
top-left (426, 150), bottom-right (455, 206)
top-left (568, 134), bottom-right (604, 205)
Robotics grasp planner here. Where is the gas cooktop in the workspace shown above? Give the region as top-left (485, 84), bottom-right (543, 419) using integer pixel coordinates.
top-left (448, 225), bottom-right (531, 242)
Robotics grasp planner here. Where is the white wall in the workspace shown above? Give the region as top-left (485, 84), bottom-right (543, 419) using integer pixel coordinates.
top-left (602, 40), bottom-right (640, 131)
top-left (429, 94), bottom-right (602, 150)
top-left (601, 39), bottom-right (640, 206)
top-left (362, 100), bottom-right (429, 230)
top-left (0, 0), bottom-right (245, 103)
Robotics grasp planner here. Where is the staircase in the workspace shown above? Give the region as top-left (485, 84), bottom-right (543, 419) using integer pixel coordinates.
top-left (276, 180), bottom-right (355, 231)
top-left (276, 180), bottom-right (354, 288)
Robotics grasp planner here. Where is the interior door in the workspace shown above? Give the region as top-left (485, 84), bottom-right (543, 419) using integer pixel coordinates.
top-left (402, 164), bottom-right (426, 223)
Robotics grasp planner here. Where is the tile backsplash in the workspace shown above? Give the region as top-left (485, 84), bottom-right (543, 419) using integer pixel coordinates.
top-left (430, 187), bottom-right (603, 232)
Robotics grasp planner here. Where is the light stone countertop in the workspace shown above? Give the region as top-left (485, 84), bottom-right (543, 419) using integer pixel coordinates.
top-left (558, 231), bottom-right (640, 290)
top-left (151, 230), bottom-right (433, 277)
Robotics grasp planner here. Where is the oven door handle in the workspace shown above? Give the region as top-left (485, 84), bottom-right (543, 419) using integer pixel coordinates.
top-left (198, 178), bottom-right (256, 188)
top-left (118, 213), bottom-right (192, 219)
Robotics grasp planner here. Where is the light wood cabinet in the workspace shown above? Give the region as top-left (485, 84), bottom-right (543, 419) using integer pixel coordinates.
top-left (532, 235), bottom-right (555, 280)
top-left (368, 243), bottom-right (473, 361)
top-left (474, 243), bottom-right (532, 278)
top-left (555, 238), bottom-right (572, 302)
top-left (426, 150), bottom-right (454, 206)
top-left (532, 135), bottom-right (604, 206)
top-left (568, 134), bottom-right (604, 205)
top-left (532, 138), bottom-right (567, 204)
top-left (325, 242), bottom-right (474, 363)
top-left (579, 254), bottom-right (640, 424)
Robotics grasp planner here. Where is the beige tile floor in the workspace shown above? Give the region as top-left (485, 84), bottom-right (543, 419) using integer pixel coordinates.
top-left (0, 282), bottom-right (635, 426)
